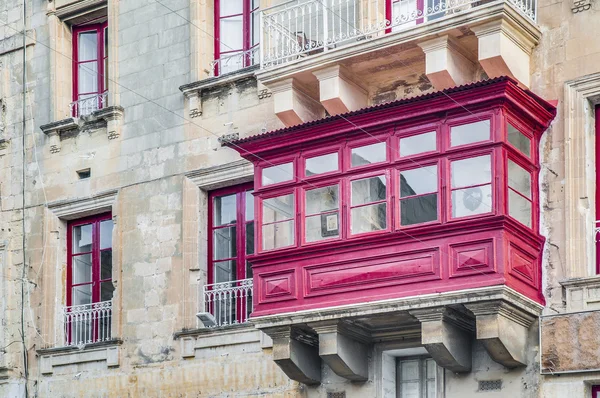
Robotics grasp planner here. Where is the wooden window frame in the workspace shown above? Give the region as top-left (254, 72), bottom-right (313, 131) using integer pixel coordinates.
top-left (66, 213), bottom-right (113, 307)
top-left (592, 385), bottom-right (600, 398)
top-left (72, 22), bottom-right (108, 103)
top-left (207, 183), bottom-right (255, 285)
top-left (213, 0), bottom-right (259, 76)
top-left (596, 105), bottom-right (600, 274)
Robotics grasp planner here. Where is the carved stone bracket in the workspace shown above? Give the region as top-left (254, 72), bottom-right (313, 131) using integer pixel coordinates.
top-left (410, 306), bottom-right (475, 373)
top-left (263, 325), bottom-right (321, 385)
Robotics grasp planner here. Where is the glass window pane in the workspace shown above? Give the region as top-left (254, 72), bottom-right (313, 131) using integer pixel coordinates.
top-left (401, 194), bottom-right (438, 226)
top-left (400, 360), bottom-right (420, 380)
top-left (351, 203), bottom-right (387, 233)
top-left (306, 153), bottom-right (338, 176)
top-left (78, 62), bottom-right (98, 95)
top-left (72, 284), bottom-right (92, 306)
top-left (246, 222), bottom-right (255, 255)
top-left (251, 10), bottom-right (260, 46)
top-left (452, 184), bottom-right (492, 218)
top-left (263, 194), bottom-right (294, 222)
top-left (73, 224), bottom-right (92, 253)
top-left (78, 31), bottom-right (98, 61)
top-left (400, 132), bottom-right (436, 157)
top-left (400, 166), bottom-right (437, 197)
top-left (214, 194), bottom-right (237, 226)
top-left (509, 190), bottom-right (532, 227)
top-left (425, 358), bottom-right (436, 378)
top-left (451, 155), bottom-right (491, 188)
top-left (220, 16), bottom-right (243, 52)
top-left (450, 120), bottom-right (490, 147)
top-left (508, 123), bottom-right (531, 156)
top-left (220, 0), bottom-right (243, 15)
top-left (351, 142), bottom-right (387, 167)
top-left (426, 380), bottom-right (436, 398)
top-left (245, 191), bottom-right (254, 221)
top-left (213, 226), bottom-right (237, 260)
top-left (72, 253), bottom-right (92, 284)
top-left (352, 176), bottom-right (386, 206)
top-left (101, 250), bottom-right (112, 280)
top-left (100, 281), bottom-right (115, 302)
top-left (100, 220), bottom-right (113, 249)
top-left (508, 160), bottom-right (531, 198)
top-left (401, 382), bottom-right (420, 398)
top-left (306, 213), bottom-right (339, 242)
top-left (306, 185), bottom-right (339, 215)
top-left (262, 163), bottom-right (293, 186)
top-left (214, 260), bottom-right (236, 283)
top-left (262, 220), bottom-right (295, 250)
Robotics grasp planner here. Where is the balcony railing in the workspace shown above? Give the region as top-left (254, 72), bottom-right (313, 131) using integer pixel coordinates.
top-left (63, 300), bottom-right (112, 347)
top-left (210, 47), bottom-right (260, 77)
top-left (260, 0), bottom-right (537, 67)
top-left (70, 92), bottom-right (108, 118)
top-left (201, 279), bottom-right (253, 327)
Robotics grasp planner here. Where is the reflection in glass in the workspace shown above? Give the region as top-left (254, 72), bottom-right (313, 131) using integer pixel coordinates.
top-left (306, 213), bottom-right (339, 242)
top-left (451, 155), bottom-right (491, 188)
top-left (245, 191), bottom-right (254, 221)
top-left (306, 185), bottom-right (339, 215)
top-left (246, 222), bottom-right (254, 254)
top-left (263, 194), bottom-right (294, 222)
top-left (451, 185), bottom-right (492, 218)
top-left (306, 153), bottom-right (338, 176)
top-left (508, 123), bottom-right (531, 156)
top-left (450, 120), bottom-right (490, 147)
top-left (100, 220), bottom-right (113, 249)
top-left (508, 160), bottom-right (531, 198)
top-left (78, 62), bottom-right (98, 93)
top-left (305, 185), bottom-right (339, 242)
top-left (78, 32), bottom-right (97, 61)
top-left (262, 220), bottom-right (295, 250)
top-left (351, 142), bottom-right (386, 167)
top-left (72, 284), bottom-right (92, 306)
top-left (214, 260), bottom-right (236, 284)
top-left (101, 250), bottom-right (112, 280)
top-left (73, 224), bottom-right (93, 253)
top-left (101, 281), bottom-right (115, 301)
top-left (72, 254), bottom-right (92, 284)
top-left (220, 16), bottom-right (243, 51)
top-left (213, 227), bottom-right (237, 260)
top-left (352, 176), bottom-right (386, 206)
top-left (400, 132), bottom-right (436, 157)
top-left (509, 190), bottom-right (532, 227)
top-left (351, 203), bottom-right (387, 233)
top-left (400, 167), bottom-right (437, 196)
top-left (262, 163), bottom-right (293, 185)
top-left (214, 194), bottom-right (237, 226)
top-left (401, 194), bottom-right (437, 226)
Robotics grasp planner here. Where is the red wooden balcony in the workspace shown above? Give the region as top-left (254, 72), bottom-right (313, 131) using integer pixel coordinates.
top-left (226, 77), bottom-right (556, 319)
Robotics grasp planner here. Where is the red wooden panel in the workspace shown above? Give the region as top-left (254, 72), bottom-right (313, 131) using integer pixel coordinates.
top-left (305, 249), bottom-right (440, 296)
top-left (508, 243), bottom-right (537, 287)
top-left (257, 269), bottom-right (296, 303)
top-left (449, 240), bottom-right (495, 278)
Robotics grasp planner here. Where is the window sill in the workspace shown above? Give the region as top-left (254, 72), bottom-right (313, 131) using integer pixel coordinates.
top-left (37, 339), bottom-right (122, 375)
top-left (173, 324), bottom-right (272, 358)
top-left (561, 275), bottom-right (600, 312)
top-left (179, 65), bottom-right (259, 95)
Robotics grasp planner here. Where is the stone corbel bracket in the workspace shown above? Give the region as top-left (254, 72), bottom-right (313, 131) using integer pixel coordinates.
top-left (94, 106), bottom-right (124, 140)
top-left (263, 325), bottom-right (321, 385)
top-left (464, 300), bottom-right (538, 368)
top-left (183, 90), bottom-right (202, 119)
top-left (410, 306), bottom-right (475, 373)
top-left (40, 118), bottom-right (80, 154)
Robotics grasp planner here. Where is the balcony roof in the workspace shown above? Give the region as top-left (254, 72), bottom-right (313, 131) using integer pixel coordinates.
top-left (224, 76), bottom-right (556, 155)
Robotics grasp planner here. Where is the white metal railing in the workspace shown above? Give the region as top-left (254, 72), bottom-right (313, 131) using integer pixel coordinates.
top-left (70, 91), bottom-right (108, 118)
top-left (63, 300), bottom-right (112, 347)
top-left (211, 47), bottom-right (260, 77)
top-left (202, 278), bottom-right (253, 327)
top-left (260, 0), bottom-right (536, 67)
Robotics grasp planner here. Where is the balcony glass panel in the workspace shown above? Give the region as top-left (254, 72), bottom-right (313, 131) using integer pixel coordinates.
top-left (305, 185), bottom-right (340, 242)
top-left (400, 132), bottom-right (436, 157)
top-left (214, 194), bottom-right (237, 226)
top-left (450, 155), bottom-right (492, 218)
top-left (400, 166), bottom-right (438, 226)
top-left (262, 162), bottom-right (293, 185)
top-left (450, 121), bottom-right (490, 147)
top-left (351, 143), bottom-right (387, 167)
top-left (508, 123), bottom-right (531, 156)
top-left (306, 152), bottom-right (338, 176)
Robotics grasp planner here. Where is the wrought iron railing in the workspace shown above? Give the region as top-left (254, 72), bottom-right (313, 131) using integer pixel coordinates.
top-left (211, 47), bottom-right (260, 77)
top-left (63, 300), bottom-right (112, 347)
top-left (201, 279), bottom-right (253, 327)
top-left (70, 92), bottom-right (108, 118)
top-left (260, 0), bottom-right (537, 67)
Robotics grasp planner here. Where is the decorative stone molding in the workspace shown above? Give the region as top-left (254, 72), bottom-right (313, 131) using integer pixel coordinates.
top-left (561, 275), bottom-right (600, 311)
top-left (409, 307), bottom-right (474, 373)
top-left (37, 341), bottom-right (121, 375)
top-left (51, 0), bottom-right (108, 25)
top-left (464, 300), bottom-right (537, 368)
top-left (186, 159), bottom-right (254, 191)
top-left (564, 72), bottom-right (600, 278)
top-left (47, 190), bottom-right (117, 220)
top-left (263, 325), bottom-right (321, 385)
top-left (309, 320), bottom-right (369, 381)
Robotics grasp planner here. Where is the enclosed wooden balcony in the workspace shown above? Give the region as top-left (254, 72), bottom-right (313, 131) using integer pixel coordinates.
top-left (225, 77), bottom-right (555, 384)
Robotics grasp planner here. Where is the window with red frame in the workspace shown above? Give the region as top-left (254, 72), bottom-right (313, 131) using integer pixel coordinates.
top-left (388, 0), bottom-right (444, 31)
top-left (596, 105), bottom-right (600, 274)
top-left (254, 115), bottom-right (538, 253)
top-left (67, 213), bottom-right (114, 307)
top-left (72, 23), bottom-right (108, 113)
top-left (214, 0), bottom-right (259, 76)
top-left (593, 386), bottom-right (600, 398)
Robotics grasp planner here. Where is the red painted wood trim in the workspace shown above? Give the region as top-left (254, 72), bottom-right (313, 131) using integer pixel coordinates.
top-left (72, 23), bottom-right (108, 103)
top-left (66, 213), bottom-right (112, 307)
top-left (596, 105), bottom-right (600, 274)
top-left (593, 386), bottom-right (600, 398)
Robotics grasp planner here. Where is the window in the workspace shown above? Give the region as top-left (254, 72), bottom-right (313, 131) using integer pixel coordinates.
top-left (450, 155), bottom-right (493, 218)
top-left (351, 142), bottom-right (387, 167)
top-left (72, 23), bottom-right (108, 116)
top-left (390, 0), bottom-right (445, 32)
top-left (508, 160), bottom-right (532, 227)
top-left (350, 174), bottom-right (388, 234)
top-left (214, 0), bottom-right (259, 76)
top-left (305, 152), bottom-right (339, 176)
top-left (399, 165), bottom-right (438, 226)
top-left (596, 105), bottom-right (600, 274)
top-left (305, 184), bottom-right (340, 242)
top-left (399, 132), bottom-right (436, 157)
top-left (262, 162), bottom-right (294, 186)
top-left (450, 120), bottom-right (491, 147)
top-left (261, 192), bottom-right (295, 250)
top-left (507, 122), bottom-right (531, 157)
top-left (397, 358), bottom-right (437, 398)
top-left (66, 213), bottom-right (113, 346)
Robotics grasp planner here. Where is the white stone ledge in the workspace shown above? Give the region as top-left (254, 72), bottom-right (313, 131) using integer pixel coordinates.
top-left (186, 160), bottom-right (254, 191)
top-left (48, 190), bottom-right (117, 220)
top-left (38, 341), bottom-right (120, 375)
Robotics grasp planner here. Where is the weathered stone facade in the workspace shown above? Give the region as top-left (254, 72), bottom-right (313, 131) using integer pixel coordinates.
top-left (0, 0), bottom-right (598, 397)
